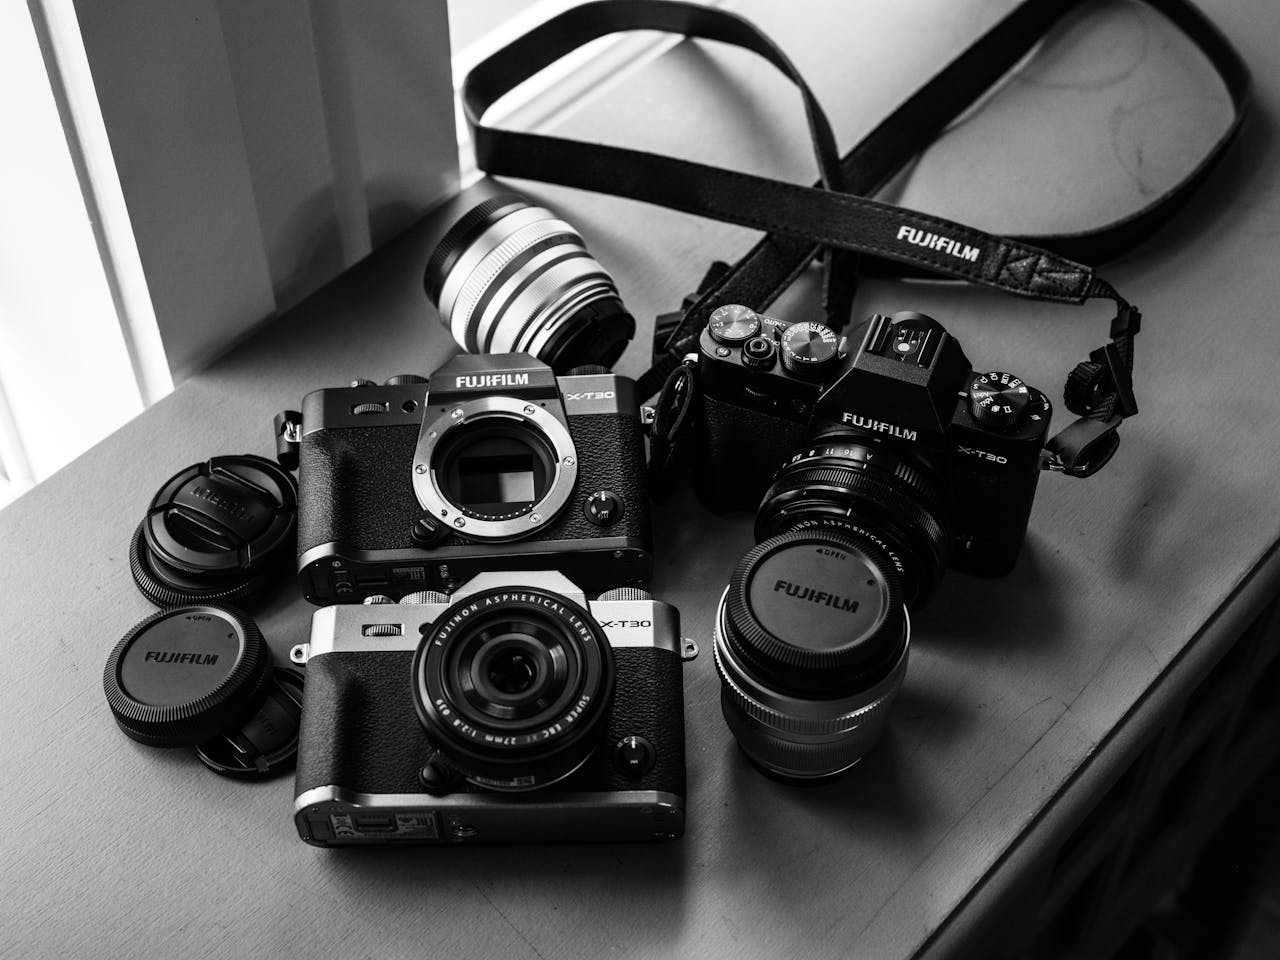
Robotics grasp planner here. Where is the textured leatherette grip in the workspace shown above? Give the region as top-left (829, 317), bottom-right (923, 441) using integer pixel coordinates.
top-left (296, 413), bottom-right (650, 558)
top-left (294, 647), bottom-right (685, 799)
top-left (696, 393), bottom-right (807, 513)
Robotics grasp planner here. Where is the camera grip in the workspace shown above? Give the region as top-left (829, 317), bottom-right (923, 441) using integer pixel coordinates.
top-left (696, 393), bottom-right (806, 512)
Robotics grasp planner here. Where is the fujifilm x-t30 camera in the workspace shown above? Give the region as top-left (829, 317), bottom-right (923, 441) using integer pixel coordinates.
top-left (695, 305), bottom-right (1053, 603)
top-left (288, 353), bottom-right (651, 603)
top-left (292, 571), bottom-right (689, 845)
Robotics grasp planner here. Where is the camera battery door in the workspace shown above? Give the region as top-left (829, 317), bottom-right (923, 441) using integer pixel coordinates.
top-left (714, 529), bottom-right (910, 782)
top-left (131, 455), bottom-right (298, 607)
top-left (103, 605), bottom-right (302, 780)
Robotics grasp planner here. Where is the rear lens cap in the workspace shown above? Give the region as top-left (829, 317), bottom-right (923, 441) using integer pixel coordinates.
top-left (722, 529), bottom-right (907, 696)
top-left (104, 605), bottom-right (271, 748)
top-left (132, 455), bottom-right (297, 606)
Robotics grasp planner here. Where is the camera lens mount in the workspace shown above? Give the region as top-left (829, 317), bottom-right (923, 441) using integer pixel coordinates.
top-left (412, 586), bottom-right (615, 791)
top-left (413, 396), bottom-right (579, 542)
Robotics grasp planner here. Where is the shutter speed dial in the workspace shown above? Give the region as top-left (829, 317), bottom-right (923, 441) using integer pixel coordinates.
top-left (779, 322), bottom-right (840, 380)
top-left (968, 371), bottom-right (1033, 431)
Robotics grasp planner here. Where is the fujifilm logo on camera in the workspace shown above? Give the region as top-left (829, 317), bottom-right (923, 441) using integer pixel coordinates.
top-left (841, 412), bottom-right (918, 441)
top-left (897, 225), bottom-right (981, 263)
top-left (454, 373), bottom-right (530, 389)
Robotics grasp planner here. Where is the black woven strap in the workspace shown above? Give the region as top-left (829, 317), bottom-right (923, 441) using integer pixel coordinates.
top-left (462, 0), bottom-right (1250, 477)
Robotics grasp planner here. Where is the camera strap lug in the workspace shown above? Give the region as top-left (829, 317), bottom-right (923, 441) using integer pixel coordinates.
top-left (681, 638), bottom-right (699, 661)
top-left (289, 643), bottom-right (310, 665)
top-left (645, 357), bottom-right (701, 500)
top-left (274, 409), bottom-right (302, 471)
top-left (1042, 415), bottom-right (1123, 479)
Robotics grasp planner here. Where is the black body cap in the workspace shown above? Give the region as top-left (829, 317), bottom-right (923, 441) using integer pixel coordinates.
top-left (104, 606), bottom-right (271, 747)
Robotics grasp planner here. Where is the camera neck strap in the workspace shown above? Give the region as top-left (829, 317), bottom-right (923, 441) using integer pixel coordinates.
top-left (462, 0), bottom-right (1251, 478)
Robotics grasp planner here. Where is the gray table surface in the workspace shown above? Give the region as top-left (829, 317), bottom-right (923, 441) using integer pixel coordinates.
top-left (5, 1), bottom-right (1280, 957)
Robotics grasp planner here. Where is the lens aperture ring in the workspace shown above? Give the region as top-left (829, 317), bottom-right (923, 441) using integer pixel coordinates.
top-left (425, 195), bottom-right (527, 304)
top-left (713, 627), bottom-right (906, 737)
top-left (757, 439), bottom-right (950, 605)
top-left (448, 214), bottom-right (585, 350)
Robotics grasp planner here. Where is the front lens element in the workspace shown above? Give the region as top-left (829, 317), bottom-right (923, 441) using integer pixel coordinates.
top-left (425, 194), bottom-right (635, 372)
top-left (713, 529), bottom-right (909, 781)
top-left (413, 587), bottom-right (615, 791)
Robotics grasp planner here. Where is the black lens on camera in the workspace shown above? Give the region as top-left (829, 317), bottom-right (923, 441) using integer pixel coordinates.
top-left (412, 587), bottom-right (615, 790)
top-left (755, 427), bottom-right (949, 605)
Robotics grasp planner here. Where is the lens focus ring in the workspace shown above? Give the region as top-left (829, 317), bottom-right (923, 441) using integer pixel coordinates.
top-left (450, 215), bottom-right (582, 350)
top-left (713, 597), bottom-right (910, 781)
top-left (425, 194), bottom-right (636, 372)
top-left (712, 636), bottom-right (904, 738)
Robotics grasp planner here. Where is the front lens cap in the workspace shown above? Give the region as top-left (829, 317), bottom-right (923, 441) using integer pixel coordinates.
top-left (104, 606), bottom-right (272, 748)
top-left (195, 669), bottom-right (304, 780)
top-left (133, 455), bottom-right (297, 605)
top-left (723, 530), bottom-right (906, 695)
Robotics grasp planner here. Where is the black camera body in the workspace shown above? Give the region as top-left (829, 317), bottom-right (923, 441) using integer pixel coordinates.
top-left (696, 306), bottom-right (1052, 579)
top-left (292, 572), bottom-right (688, 845)
top-left (295, 354), bottom-right (651, 603)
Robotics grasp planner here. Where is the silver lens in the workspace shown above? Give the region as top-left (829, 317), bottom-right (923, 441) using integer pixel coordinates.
top-left (713, 593), bottom-right (909, 779)
top-left (712, 529), bottom-right (911, 780)
top-left (424, 194), bottom-right (634, 371)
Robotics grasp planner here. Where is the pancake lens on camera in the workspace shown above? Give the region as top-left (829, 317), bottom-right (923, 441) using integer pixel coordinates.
top-left (713, 529), bottom-right (910, 780)
top-left (413, 587), bottom-right (615, 790)
top-left (425, 194), bottom-right (635, 372)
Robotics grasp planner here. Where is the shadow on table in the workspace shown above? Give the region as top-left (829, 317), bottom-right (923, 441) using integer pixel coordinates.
top-left (912, 540), bottom-right (1066, 652)
top-left (315, 816), bottom-right (693, 946)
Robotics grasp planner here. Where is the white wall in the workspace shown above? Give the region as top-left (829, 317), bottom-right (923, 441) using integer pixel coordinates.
top-left (71, 0), bottom-right (459, 379)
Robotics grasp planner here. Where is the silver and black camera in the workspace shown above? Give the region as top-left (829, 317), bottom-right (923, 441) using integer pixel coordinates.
top-left (290, 352), bottom-right (652, 603)
top-left (292, 571), bottom-right (691, 845)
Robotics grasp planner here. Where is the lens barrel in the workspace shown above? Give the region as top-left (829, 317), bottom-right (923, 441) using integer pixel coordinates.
top-left (755, 428), bottom-right (950, 606)
top-left (425, 194), bottom-right (635, 372)
top-left (412, 586), bottom-right (615, 791)
top-left (713, 529), bottom-right (909, 781)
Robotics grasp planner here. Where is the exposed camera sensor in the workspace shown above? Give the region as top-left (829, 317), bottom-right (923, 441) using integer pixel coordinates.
top-left (424, 192), bottom-right (635, 373)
